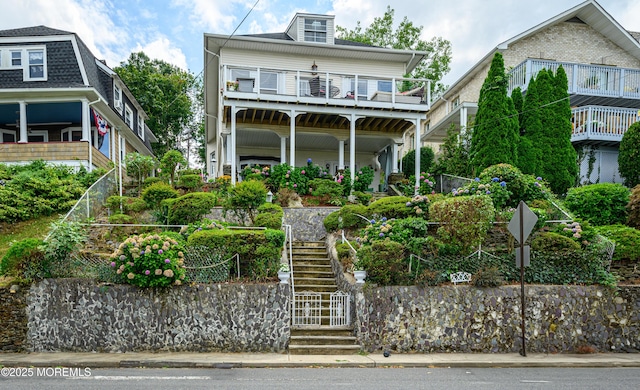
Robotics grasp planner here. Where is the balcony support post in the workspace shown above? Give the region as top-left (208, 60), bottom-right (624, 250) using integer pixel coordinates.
top-left (231, 104), bottom-right (238, 185)
top-left (391, 143), bottom-right (399, 174)
top-left (81, 98), bottom-right (90, 142)
top-left (414, 117), bottom-right (421, 195)
top-left (349, 113), bottom-right (356, 191)
top-left (18, 101), bottom-right (27, 143)
top-left (280, 136), bottom-right (287, 164)
top-left (338, 140), bottom-right (345, 171)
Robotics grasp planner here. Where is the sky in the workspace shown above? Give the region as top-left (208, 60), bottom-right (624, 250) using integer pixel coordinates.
top-left (2, 0), bottom-right (640, 87)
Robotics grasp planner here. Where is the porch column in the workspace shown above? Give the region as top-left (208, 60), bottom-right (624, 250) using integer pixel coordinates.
top-left (349, 113), bottom-right (356, 187)
top-left (338, 140), bottom-right (345, 170)
top-left (225, 134), bottom-right (232, 165)
top-left (391, 143), bottom-right (399, 173)
top-left (231, 105), bottom-right (238, 185)
top-left (414, 118), bottom-right (421, 194)
top-left (18, 101), bottom-right (27, 143)
top-left (460, 106), bottom-right (468, 137)
top-left (289, 110), bottom-right (296, 167)
top-left (81, 99), bottom-right (90, 142)
top-left (280, 136), bottom-right (287, 164)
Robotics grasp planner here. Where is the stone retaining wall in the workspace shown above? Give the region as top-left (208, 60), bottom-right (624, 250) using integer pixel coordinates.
top-left (0, 287), bottom-right (28, 352)
top-left (355, 285), bottom-right (640, 353)
top-left (26, 279), bottom-right (290, 353)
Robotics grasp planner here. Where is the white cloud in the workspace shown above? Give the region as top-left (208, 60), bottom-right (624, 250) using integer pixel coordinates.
top-left (134, 37), bottom-right (189, 70)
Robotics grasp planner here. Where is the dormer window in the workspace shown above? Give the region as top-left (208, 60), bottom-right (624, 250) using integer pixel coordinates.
top-left (304, 18), bottom-right (327, 43)
top-left (137, 113), bottom-right (144, 139)
top-left (27, 49), bottom-right (45, 80)
top-left (124, 104), bottom-right (133, 129)
top-left (114, 84), bottom-right (123, 114)
top-left (11, 50), bottom-right (21, 67)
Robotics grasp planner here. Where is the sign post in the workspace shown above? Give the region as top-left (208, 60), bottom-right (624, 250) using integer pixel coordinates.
top-left (507, 201), bottom-right (537, 357)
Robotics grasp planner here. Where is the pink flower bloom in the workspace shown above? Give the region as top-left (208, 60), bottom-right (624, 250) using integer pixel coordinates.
top-left (145, 270), bottom-right (150, 275)
top-left (165, 259), bottom-right (171, 264)
top-left (110, 262), bottom-right (116, 267)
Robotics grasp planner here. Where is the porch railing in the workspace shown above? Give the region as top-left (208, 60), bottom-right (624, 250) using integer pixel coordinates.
top-left (222, 64), bottom-right (430, 108)
top-left (571, 105), bottom-right (639, 143)
top-left (508, 59), bottom-right (640, 100)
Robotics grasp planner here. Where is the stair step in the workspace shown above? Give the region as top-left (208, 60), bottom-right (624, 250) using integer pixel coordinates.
top-left (290, 335), bottom-right (357, 345)
top-left (293, 284), bottom-right (337, 291)
top-left (291, 326), bottom-right (353, 336)
top-left (288, 344), bottom-right (361, 355)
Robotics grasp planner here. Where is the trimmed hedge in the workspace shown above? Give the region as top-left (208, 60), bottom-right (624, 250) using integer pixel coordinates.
top-left (367, 196), bottom-right (412, 219)
top-left (565, 183), bottom-right (630, 226)
top-left (167, 192), bottom-right (218, 224)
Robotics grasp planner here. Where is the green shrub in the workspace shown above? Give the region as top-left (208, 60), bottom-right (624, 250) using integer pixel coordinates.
top-left (618, 121), bottom-right (640, 188)
top-left (224, 180), bottom-right (268, 225)
top-left (472, 267), bottom-right (504, 287)
top-left (177, 174), bottom-right (202, 191)
top-left (0, 238), bottom-right (44, 277)
top-left (340, 204), bottom-right (370, 229)
top-left (323, 211), bottom-right (341, 232)
top-left (109, 233), bottom-right (186, 287)
top-left (401, 147), bottom-right (435, 179)
top-left (105, 196), bottom-right (146, 214)
top-left (275, 187), bottom-right (301, 207)
top-left (531, 232), bottom-right (581, 252)
top-left (188, 228), bottom-right (284, 280)
top-left (353, 191), bottom-right (372, 205)
top-left (429, 195), bottom-right (495, 254)
top-left (351, 166), bottom-right (375, 192)
top-left (628, 184), bottom-right (640, 229)
top-left (357, 240), bottom-right (409, 285)
top-left (310, 178), bottom-right (343, 199)
top-left (475, 163), bottom-right (551, 208)
top-left (168, 192), bottom-right (218, 224)
top-left (142, 176), bottom-right (164, 188)
top-left (254, 203), bottom-right (283, 229)
top-left (565, 183), bottom-right (630, 226)
top-left (594, 225), bottom-right (640, 263)
top-left (108, 213), bottom-right (133, 224)
top-left (141, 182), bottom-right (180, 209)
top-left (367, 196), bottom-right (412, 219)
top-left (550, 220), bottom-right (598, 248)
top-left (406, 194), bottom-right (430, 218)
top-left (158, 230), bottom-right (186, 244)
top-left (390, 217), bottom-right (430, 244)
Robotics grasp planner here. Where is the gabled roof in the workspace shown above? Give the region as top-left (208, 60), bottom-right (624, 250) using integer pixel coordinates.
top-left (438, 0), bottom-right (640, 101)
top-left (0, 25), bottom-right (73, 37)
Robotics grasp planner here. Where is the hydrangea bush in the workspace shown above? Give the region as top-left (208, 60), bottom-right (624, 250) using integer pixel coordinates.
top-left (110, 233), bottom-right (186, 287)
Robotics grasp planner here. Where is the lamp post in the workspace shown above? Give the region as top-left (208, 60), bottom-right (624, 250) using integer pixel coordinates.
top-left (266, 190), bottom-right (273, 203)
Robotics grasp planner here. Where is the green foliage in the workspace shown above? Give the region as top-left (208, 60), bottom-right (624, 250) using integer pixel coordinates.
top-left (351, 166), bottom-right (375, 192)
top-left (356, 240), bottom-right (409, 285)
top-left (367, 196), bottom-right (412, 219)
top-left (310, 178), bottom-right (344, 205)
top-left (187, 228), bottom-right (284, 280)
top-left (241, 164), bottom-right (270, 181)
top-left (469, 53), bottom-right (519, 174)
top-left (125, 152), bottom-right (157, 193)
top-left (401, 147), bottom-right (435, 179)
top-left (141, 182), bottom-right (180, 209)
top-left (142, 176), bottom-right (165, 188)
top-left (432, 123), bottom-right (472, 177)
top-left (429, 195), bottom-right (495, 254)
top-left (594, 225), bottom-right (640, 263)
top-left (472, 267), bottom-right (504, 287)
top-left (224, 180), bottom-right (268, 225)
top-left (405, 195), bottom-right (430, 218)
top-left (360, 217), bottom-right (395, 244)
top-left (565, 183), bottom-right (630, 226)
top-left (340, 204), bottom-right (371, 229)
top-left (275, 187), bottom-right (301, 207)
top-left (335, 6), bottom-right (452, 96)
top-left (268, 163), bottom-right (310, 195)
top-left (109, 233), bottom-right (187, 287)
top-left (159, 150), bottom-right (186, 185)
top-left (254, 203), bottom-right (283, 229)
top-left (75, 166), bottom-right (108, 188)
top-left (550, 220), bottom-right (598, 248)
top-left (177, 174), bottom-right (202, 191)
top-left (105, 196), bottom-right (147, 214)
top-left (44, 220), bottom-right (87, 265)
top-left (352, 191), bottom-right (373, 206)
top-left (323, 211), bottom-right (341, 232)
top-left (108, 213), bottom-right (133, 224)
top-left (0, 238), bottom-right (44, 277)
top-left (628, 184), bottom-right (640, 229)
top-left (618, 122), bottom-right (640, 188)
top-left (531, 232), bottom-right (581, 252)
top-left (115, 52), bottom-right (196, 156)
top-left (167, 192), bottom-right (218, 224)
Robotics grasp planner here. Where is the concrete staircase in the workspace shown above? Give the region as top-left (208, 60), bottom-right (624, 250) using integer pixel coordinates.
top-left (288, 241), bottom-right (360, 355)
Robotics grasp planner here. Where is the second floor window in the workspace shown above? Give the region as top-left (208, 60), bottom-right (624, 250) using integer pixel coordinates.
top-left (11, 51), bottom-right (21, 67)
top-left (114, 84), bottom-right (123, 113)
top-left (124, 105), bottom-right (133, 129)
top-left (304, 19), bottom-right (327, 43)
top-left (27, 49), bottom-right (44, 80)
top-left (137, 113), bottom-right (144, 139)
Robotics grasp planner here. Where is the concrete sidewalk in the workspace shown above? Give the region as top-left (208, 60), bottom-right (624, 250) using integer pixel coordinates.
top-left (1, 352), bottom-right (639, 369)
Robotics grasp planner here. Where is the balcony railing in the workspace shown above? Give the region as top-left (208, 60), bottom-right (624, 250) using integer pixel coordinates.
top-left (222, 64), bottom-right (430, 109)
top-left (508, 59), bottom-right (640, 100)
top-left (571, 105), bottom-right (639, 143)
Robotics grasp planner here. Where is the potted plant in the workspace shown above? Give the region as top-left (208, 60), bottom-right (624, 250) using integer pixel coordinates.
top-left (226, 81), bottom-right (238, 91)
top-left (352, 259), bottom-right (366, 284)
top-left (278, 263), bottom-right (291, 284)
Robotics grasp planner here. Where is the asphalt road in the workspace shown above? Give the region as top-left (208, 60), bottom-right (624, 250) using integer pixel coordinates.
top-left (1, 367), bottom-right (639, 390)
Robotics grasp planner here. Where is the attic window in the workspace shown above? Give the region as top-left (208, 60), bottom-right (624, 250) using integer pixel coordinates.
top-left (304, 18), bottom-right (327, 43)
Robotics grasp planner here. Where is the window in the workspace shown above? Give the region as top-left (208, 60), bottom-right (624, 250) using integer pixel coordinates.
top-left (0, 129), bottom-right (16, 143)
top-left (378, 81), bottom-right (392, 93)
top-left (26, 49), bottom-right (45, 80)
top-left (62, 128), bottom-right (82, 142)
top-left (27, 130), bottom-right (48, 142)
top-left (260, 71), bottom-right (278, 94)
top-left (124, 104), bottom-right (133, 128)
top-left (137, 113), bottom-right (144, 139)
top-left (114, 84), bottom-right (123, 113)
top-left (351, 79), bottom-right (368, 99)
top-left (304, 18), bottom-right (327, 43)
top-left (11, 50), bottom-right (21, 67)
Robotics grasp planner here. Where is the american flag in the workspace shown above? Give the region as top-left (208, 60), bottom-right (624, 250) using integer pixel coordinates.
top-left (93, 110), bottom-right (109, 136)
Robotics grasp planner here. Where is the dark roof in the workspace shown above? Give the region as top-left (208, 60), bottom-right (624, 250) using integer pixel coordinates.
top-left (239, 32), bottom-right (377, 48)
top-left (0, 25), bottom-right (73, 37)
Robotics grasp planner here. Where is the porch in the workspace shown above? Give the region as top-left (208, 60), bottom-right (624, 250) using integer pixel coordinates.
top-left (571, 105), bottom-right (639, 145)
top-left (0, 141), bottom-right (111, 170)
top-left (508, 59), bottom-right (640, 108)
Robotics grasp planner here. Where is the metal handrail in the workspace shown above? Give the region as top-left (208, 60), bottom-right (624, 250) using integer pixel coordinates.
top-left (283, 224), bottom-right (294, 294)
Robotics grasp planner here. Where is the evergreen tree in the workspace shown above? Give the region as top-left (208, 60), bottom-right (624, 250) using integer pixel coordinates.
top-left (519, 73), bottom-right (543, 176)
top-left (619, 122), bottom-right (640, 188)
top-left (544, 66), bottom-right (577, 194)
top-left (433, 123), bottom-right (472, 177)
top-left (469, 53), bottom-right (519, 174)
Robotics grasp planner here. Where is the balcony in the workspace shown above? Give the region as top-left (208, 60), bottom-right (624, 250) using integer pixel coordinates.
top-left (222, 65), bottom-right (430, 111)
top-left (0, 141), bottom-right (111, 169)
top-left (508, 59), bottom-right (640, 108)
top-left (571, 105), bottom-right (638, 144)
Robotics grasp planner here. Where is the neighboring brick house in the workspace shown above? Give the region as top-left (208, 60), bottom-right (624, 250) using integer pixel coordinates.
top-left (0, 26), bottom-right (156, 171)
top-left (204, 13), bottom-right (431, 189)
top-left (423, 0), bottom-right (640, 184)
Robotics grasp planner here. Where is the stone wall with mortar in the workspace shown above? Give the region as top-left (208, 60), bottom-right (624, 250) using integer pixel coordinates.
top-left (355, 285), bottom-right (640, 354)
top-left (26, 279), bottom-right (290, 353)
top-left (0, 287), bottom-right (28, 352)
